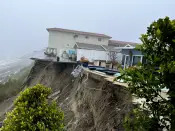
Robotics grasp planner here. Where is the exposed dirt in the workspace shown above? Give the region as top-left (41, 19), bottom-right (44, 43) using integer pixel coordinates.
top-left (24, 60), bottom-right (132, 131)
top-left (1, 60), bottom-right (132, 130)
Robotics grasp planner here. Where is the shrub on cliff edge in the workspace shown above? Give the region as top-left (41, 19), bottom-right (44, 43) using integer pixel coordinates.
top-left (0, 84), bottom-right (64, 131)
top-left (121, 17), bottom-right (175, 130)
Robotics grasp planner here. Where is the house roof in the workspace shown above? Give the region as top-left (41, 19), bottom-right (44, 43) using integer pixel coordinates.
top-left (75, 43), bottom-right (122, 52)
top-left (102, 45), bottom-right (121, 52)
top-left (75, 43), bottom-right (106, 51)
top-left (109, 40), bottom-right (139, 47)
top-left (47, 28), bottom-right (112, 38)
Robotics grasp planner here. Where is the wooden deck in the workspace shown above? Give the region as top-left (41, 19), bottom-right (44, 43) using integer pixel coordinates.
top-left (30, 57), bottom-right (77, 64)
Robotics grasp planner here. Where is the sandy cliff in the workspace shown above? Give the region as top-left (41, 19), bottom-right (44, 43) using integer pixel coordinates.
top-left (0, 59), bottom-right (132, 130)
top-left (24, 60), bottom-right (132, 131)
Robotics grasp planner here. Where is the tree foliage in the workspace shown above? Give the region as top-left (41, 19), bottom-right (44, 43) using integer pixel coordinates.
top-left (121, 17), bottom-right (175, 130)
top-left (0, 84), bottom-right (64, 131)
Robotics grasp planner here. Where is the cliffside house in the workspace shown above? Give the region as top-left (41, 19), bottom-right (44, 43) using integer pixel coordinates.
top-left (44, 27), bottom-right (143, 68)
top-left (45, 28), bottom-right (111, 61)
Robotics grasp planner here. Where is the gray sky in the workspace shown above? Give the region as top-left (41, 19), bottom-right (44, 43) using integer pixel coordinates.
top-left (0, 0), bottom-right (174, 59)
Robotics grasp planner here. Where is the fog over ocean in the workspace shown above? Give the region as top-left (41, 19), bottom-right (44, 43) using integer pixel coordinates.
top-left (0, 50), bottom-right (44, 83)
top-left (1, 0), bottom-right (174, 63)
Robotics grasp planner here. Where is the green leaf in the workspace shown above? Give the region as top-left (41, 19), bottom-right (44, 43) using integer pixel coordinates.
top-left (1, 84), bottom-right (64, 131)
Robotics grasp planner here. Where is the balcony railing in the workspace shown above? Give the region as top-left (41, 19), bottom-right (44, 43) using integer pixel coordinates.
top-left (44, 47), bottom-right (57, 57)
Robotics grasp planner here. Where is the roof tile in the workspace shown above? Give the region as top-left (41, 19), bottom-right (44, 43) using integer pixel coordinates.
top-left (109, 40), bottom-right (139, 47)
top-left (47, 28), bottom-right (112, 38)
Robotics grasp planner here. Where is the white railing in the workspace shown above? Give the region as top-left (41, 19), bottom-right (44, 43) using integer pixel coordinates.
top-left (44, 47), bottom-right (57, 57)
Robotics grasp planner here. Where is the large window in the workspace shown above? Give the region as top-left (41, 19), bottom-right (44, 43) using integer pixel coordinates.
top-left (132, 55), bottom-right (143, 66)
top-left (74, 34), bottom-right (78, 38)
top-left (125, 56), bottom-right (130, 66)
top-left (122, 55), bottom-right (125, 65)
top-left (98, 38), bottom-right (102, 41)
top-left (122, 55), bottom-right (143, 69)
top-left (122, 55), bottom-right (130, 69)
top-left (122, 54), bottom-right (145, 68)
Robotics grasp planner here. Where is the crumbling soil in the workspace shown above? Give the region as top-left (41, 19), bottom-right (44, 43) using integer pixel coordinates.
top-left (2, 60), bottom-right (133, 131)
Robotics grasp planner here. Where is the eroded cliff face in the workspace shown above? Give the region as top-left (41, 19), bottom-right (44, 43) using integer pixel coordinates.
top-left (26, 60), bottom-right (132, 131)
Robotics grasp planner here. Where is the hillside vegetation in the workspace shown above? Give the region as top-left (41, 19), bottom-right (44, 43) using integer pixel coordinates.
top-left (1, 84), bottom-right (64, 131)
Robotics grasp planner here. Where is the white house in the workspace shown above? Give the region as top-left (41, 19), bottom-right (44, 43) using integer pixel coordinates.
top-left (45, 28), bottom-right (111, 60)
top-left (44, 27), bottom-right (142, 68)
top-left (74, 43), bottom-right (122, 64)
top-left (74, 43), bottom-right (108, 62)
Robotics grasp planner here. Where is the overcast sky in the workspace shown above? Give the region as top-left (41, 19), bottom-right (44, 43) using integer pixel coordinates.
top-left (0, 0), bottom-right (174, 59)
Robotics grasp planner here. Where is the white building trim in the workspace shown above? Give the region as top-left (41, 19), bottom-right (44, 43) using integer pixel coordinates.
top-left (114, 47), bottom-right (135, 50)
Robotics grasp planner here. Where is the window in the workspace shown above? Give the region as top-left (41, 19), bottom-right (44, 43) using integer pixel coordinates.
top-left (125, 55), bottom-right (130, 66)
top-left (122, 55), bottom-right (130, 69)
top-left (85, 36), bottom-right (89, 39)
top-left (132, 56), bottom-right (142, 66)
top-left (98, 38), bottom-right (102, 41)
top-left (122, 55), bottom-right (125, 65)
top-left (74, 34), bottom-right (78, 38)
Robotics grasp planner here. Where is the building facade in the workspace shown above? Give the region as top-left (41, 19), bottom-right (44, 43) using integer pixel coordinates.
top-left (46, 28), bottom-right (111, 59)
top-left (45, 27), bottom-right (143, 68)
top-left (74, 43), bottom-right (108, 62)
top-left (120, 47), bottom-right (143, 69)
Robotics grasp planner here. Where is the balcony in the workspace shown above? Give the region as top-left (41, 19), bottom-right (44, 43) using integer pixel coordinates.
top-left (44, 47), bottom-right (57, 57)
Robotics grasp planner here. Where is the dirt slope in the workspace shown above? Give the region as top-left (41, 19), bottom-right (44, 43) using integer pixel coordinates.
top-left (25, 60), bottom-right (132, 131)
top-left (1, 60), bottom-right (131, 130)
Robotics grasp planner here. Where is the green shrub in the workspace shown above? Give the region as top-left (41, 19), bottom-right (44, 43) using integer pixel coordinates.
top-left (0, 84), bottom-right (64, 131)
top-left (121, 17), bottom-right (175, 130)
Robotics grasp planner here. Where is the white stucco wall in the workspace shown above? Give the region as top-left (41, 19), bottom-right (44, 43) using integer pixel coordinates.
top-left (76, 49), bottom-right (123, 63)
top-left (48, 31), bottom-right (109, 56)
top-left (76, 49), bottom-right (108, 62)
